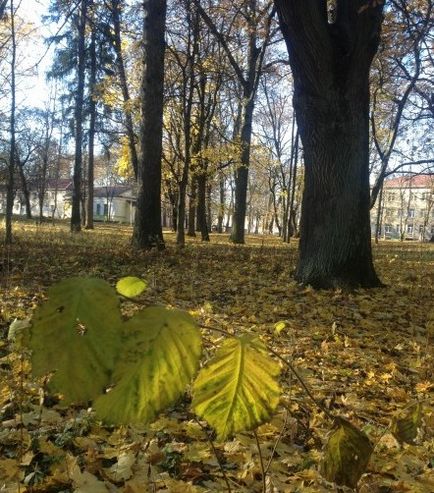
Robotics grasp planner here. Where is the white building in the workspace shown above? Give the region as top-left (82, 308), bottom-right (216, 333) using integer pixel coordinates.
top-left (372, 175), bottom-right (434, 241)
top-left (0, 179), bottom-right (136, 223)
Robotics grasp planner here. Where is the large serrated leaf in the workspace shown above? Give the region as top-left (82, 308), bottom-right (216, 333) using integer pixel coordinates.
top-left (321, 417), bottom-right (373, 489)
top-left (29, 277), bottom-right (122, 404)
top-left (192, 335), bottom-right (281, 440)
top-left (94, 306), bottom-right (201, 425)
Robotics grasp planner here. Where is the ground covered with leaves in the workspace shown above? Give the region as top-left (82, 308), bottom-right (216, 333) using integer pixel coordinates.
top-left (1, 221), bottom-right (433, 492)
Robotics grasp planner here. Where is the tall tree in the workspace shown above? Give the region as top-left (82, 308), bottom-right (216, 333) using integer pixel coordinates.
top-left (110, 0), bottom-right (139, 178)
top-left (5, 0), bottom-right (17, 245)
top-left (195, 0), bottom-right (275, 244)
top-left (85, 4), bottom-right (96, 230)
top-left (275, 1), bottom-right (384, 288)
top-left (132, 0), bottom-right (166, 249)
top-left (71, 0), bottom-right (87, 232)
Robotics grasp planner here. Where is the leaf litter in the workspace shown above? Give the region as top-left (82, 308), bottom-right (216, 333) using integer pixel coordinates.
top-left (0, 222), bottom-right (433, 492)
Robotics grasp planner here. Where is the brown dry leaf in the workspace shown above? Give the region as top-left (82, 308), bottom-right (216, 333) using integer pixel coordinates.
top-left (105, 451), bottom-right (136, 482)
top-left (72, 470), bottom-right (110, 493)
top-left (0, 458), bottom-right (20, 482)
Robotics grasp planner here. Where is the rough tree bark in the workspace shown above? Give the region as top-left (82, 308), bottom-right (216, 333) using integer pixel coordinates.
top-left (86, 14), bottom-right (96, 230)
top-left (5, 0), bottom-right (16, 245)
top-left (71, 0), bottom-right (87, 233)
top-left (132, 0), bottom-right (166, 250)
top-left (275, 0), bottom-right (384, 288)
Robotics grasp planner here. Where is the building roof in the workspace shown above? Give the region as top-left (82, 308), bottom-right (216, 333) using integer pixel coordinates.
top-left (45, 179), bottom-right (74, 190)
top-left (93, 186), bottom-right (134, 198)
top-left (384, 174), bottom-right (434, 189)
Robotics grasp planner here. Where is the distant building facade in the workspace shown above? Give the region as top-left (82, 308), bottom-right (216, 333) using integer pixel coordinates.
top-left (372, 175), bottom-right (434, 241)
top-left (0, 179), bottom-right (136, 224)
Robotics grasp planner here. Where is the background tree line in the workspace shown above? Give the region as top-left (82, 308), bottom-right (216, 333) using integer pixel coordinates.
top-left (1, 0), bottom-right (433, 287)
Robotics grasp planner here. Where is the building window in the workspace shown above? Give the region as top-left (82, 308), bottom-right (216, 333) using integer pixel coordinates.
top-left (419, 225), bottom-right (424, 234)
top-left (104, 204), bottom-right (108, 216)
top-left (396, 224), bottom-right (400, 233)
top-left (387, 192), bottom-right (396, 201)
top-left (96, 203), bottom-right (101, 215)
top-left (408, 208), bottom-right (415, 218)
top-left (384, 224), bottom-right (392, 234)
top-left (422, 192), bottom-right (431, 200)
top-left (420, 209), bottom-right (426, 218)
top-left (407, 224), bottom-right (413, 234)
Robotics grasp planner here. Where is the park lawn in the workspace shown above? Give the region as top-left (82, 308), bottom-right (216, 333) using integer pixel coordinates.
top-left (0, 221), bottom-right (433, 492)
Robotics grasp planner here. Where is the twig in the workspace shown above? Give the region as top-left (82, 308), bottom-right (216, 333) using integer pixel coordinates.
top-left (264, 410), bottom-right (289, 475)
top-left (254, 430), bottom-right (267, 493)
top-left (194, 417), bottom-right (232, 493)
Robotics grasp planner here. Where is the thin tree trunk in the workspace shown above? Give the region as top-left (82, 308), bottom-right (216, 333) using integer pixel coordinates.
top-left (374, 183), bottom-right (383, 244)
top-left (111, 0), bottom-right (139, 178)
top-left (230, 88), bottom-right (255, 243)
top-left (52, 102), bottom-right (64, 220)
top-left (86, 16), bottom-right (96, 230)
top-left (217, 175), bottom-right (225, 233)
top-left (18, 160), bottom-right (31, 219)
top-left (5, 0), bottom-right (16, 245)
top-left (287, 131), bottom-right (299, 239)
top-left (197, 173), bottom-right (209, 241)
top-left (176, 2), bottom-right (199, 247)
top-left (187, 176), bottom-right (197, 236)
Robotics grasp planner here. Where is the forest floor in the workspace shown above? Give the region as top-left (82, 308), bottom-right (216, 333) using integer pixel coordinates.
top-left (0, 220), bottom-right (433, 493)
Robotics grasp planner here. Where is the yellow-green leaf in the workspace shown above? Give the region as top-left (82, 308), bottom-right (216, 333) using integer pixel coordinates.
top-left (116, 276), bottom-right (147, 298)
top-left (29, 277), bottom-right (122, 404)
top-left (391, 403), bottom-right (422, 444)
top-left (94, 307), bottom-right (201, 425)
top-left (274, 321), bottom-right (286, 335)
top-left (321, 417), bottom-right (373, 489)
top-left (192, 335), bottom-right (281, 440)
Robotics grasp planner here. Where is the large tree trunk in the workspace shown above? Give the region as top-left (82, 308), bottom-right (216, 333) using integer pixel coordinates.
top-left (296, 89), bottom-right (380, 287)
top-left (276, 0), bottom-right (384, 289)
top-left (132, 0), bottom-right (166, 250)
top-left (71, 0), bottom-right (87, 233)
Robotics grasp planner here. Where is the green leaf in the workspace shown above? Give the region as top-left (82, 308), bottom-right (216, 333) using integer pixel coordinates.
top-left (29, 277), bottom-right (122, 404)
top-left (192, 335), bottom-right (281, 440)
top-left (116, 276), bottom-right (147, 298)
top-left (94, 306), bottom-right (201, 425)
top-left (321, 417), bottom-right (373, 489)
top-left (391, 403), bottom-right (422, 444)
